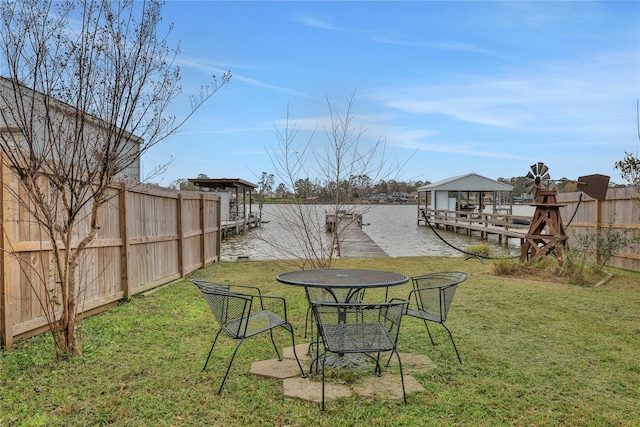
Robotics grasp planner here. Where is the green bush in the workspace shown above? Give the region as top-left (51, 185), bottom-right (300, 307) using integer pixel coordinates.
top-left (491, 256), bottom-right (525, 276)
top-left (465, 243), bottom-right (494, 257)
top-left (571, 217), bottom-right (640, 273)
top-left (555, 247), bottom-right (600, 286)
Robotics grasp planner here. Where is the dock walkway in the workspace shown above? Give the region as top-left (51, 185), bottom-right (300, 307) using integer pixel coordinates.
top-left (336, 220), bottom-right (388, 258)
top-left (221, 215), bottom-right (260, 237)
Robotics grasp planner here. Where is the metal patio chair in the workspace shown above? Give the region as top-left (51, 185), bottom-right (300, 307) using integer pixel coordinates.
top-left (191, 279), bottom-right (232, 292)
top-left (191, 280), bottom-right (307, 394)
top-left (399, 271), bottom-right (469, 364)
top-left (303, 287), bottom-right (366, 340)
top-left (311, 299), bottom-right (409, 411)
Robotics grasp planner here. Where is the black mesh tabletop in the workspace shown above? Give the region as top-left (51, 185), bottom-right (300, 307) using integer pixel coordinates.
top-left (276, 268), bottom-right (408, 289)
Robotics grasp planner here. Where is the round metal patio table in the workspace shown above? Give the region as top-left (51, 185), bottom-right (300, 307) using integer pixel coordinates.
top-left (276, 268), bottom-right (409, 369)
top-left (276, 268), bottom-right (409, 302)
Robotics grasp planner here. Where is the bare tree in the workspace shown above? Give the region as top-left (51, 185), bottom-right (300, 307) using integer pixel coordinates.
top-left (615, 100), bottom-right (640, 209)
top-left (265, 92), bottom-right (409, 269)
top-left (0, 0), bottom-right (229, 356)
top-left (617, 152), bottom-right (640, 190)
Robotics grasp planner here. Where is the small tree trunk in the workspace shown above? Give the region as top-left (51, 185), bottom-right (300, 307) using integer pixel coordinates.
top-left (63, 298), bottom-right (81, 356)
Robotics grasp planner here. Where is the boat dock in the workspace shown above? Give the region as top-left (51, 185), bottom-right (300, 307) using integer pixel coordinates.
top-left (333, 216), bottom-right (388, 258)
top-left (221, 214), bottom-right (261, 238)
top-left (325, 210), bottom-right (363, 232)
top-left (418, 208), bottom-right (530, 245)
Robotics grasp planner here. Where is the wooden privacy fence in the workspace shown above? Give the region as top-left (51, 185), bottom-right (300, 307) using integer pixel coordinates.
top-left (558, 187), bottom-right (640, 271)
top-left (1, 169), bottom-right (221, 348)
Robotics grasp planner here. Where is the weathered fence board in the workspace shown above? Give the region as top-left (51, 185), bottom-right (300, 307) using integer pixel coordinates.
top-left (1, 161), bottom-right (221, 348)
top-left (558, 187), bottom-right (640, 271)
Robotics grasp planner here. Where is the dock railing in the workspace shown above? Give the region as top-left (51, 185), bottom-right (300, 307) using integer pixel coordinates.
top-left (418, 208), bottom-right (531, 243)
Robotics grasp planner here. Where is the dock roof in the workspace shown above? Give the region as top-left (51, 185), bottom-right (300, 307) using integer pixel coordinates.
top-left (417, 173), bottom-right (513, 192)
top-left (188, 178), bottom-right (258, 191)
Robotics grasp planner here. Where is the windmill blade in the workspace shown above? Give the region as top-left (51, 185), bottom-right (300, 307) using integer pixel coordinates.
top-left (539, 163), bottom-right (549, 176)
top-left (524, 161), bottom-right (552, 200)
top-left (525, 180), bottom-right (536, 195)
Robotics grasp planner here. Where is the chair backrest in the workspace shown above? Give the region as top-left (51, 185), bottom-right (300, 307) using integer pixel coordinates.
top-left (311, 300), bottom-right (407, 353)
top-left (198, 286), bottom-right (252, 339)
top-left (191, 280), bottom-right (230, 292)
top-left (411, 272), bottom-right (469, 322)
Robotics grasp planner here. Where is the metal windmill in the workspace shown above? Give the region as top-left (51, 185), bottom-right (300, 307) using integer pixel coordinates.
top-left (524, 162), bottom-right (553, 200)
top-left (519, 162), bottom-right (610, 266)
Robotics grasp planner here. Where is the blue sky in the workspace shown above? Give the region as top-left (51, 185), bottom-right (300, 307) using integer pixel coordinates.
top-left (143, 1), bottom-right (640, 188)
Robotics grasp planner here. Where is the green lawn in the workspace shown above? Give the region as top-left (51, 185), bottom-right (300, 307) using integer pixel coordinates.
top-left (2, 256), bottom-right (639, 426)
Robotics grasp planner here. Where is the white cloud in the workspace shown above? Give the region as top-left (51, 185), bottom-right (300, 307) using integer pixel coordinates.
top-left (372, 36), bottom-right (502, 56)
top-left (292, 13), bottom-right (344, 31)
top-left (371, 49), bottom-right (637, 138)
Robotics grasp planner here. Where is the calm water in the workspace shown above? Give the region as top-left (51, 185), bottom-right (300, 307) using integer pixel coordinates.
top-left (220, 204), bottom-right (525, 261)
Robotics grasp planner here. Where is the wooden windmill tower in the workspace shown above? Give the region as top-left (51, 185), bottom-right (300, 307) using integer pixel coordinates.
top-left (519, 162), bottom-right (610, 266)
top-left (519, 163), bottom-right (567, 265)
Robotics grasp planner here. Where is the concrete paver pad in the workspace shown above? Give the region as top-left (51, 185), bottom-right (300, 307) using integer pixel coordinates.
top-left (256, 347), bottom-right (431, 403)
top-left (250, 358), bottom-right (305, 379)
top-left (282, 343), bottom-right (312, 365)
top-left (283, 377), bottom-right (352, 403)
top-left (387, 352), bottom-right (437, 374)
top-left (353, 372), bottom-right (425, 400)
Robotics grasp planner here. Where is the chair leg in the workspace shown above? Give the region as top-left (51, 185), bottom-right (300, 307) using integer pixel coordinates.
top-left (310, 339), bottom-right (318, 374)
top-left (304, 306), bottom-right (312, 339)
top-left (320, 350), bottom-right (326, 411)
top-left (268, 329), bottom-right (283, 361)
top-left (217, 338), bottom-right (245, 395)
top-left (393, 348), bottom-right (407, 404)
top-left (423, 320), bottom-right (435, 345)
top-left (305, 307), bottom-right (317, 356)
top-left (385, 348), bottom-right (397, 367)
top-left (203, 329), bottom-right (223, 372)
top-left (310, 330), bottom-right (323, 374)
top-left (374, 352), bottom-right (382, 376)
top-left (441, 323), bottom-right (462, 364)
top-left (284, 323), bottom-right (308, 378)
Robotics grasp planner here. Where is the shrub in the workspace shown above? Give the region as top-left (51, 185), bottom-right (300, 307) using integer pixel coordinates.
top-left (466, 243), bottom-right (494, 257)
top-left (491, 257), bottom-right (526, 276)
top-left (570, 217), bottom-right (640, 273)
top-left (554, 247), bottom-right (600, 286)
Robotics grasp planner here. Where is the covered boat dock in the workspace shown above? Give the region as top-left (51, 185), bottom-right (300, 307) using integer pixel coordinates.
top-left (417, 173), bottom-right (530, 244)
top-left (188, 177), bottom-right (260, 236)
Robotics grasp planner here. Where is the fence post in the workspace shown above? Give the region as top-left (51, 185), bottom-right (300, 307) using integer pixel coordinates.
top-left (0, 156), bottom-right (13, 348)
top-left (119, 182), bottom-right (131, 299)
top-left (215, 196), bottom-right (221, 262)
top-left (177, 193), bottom-right (184, 277)
top-left (200, 194), bottom-right (206, 268)
top-left (595, 199), bottom-right (603, 266)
